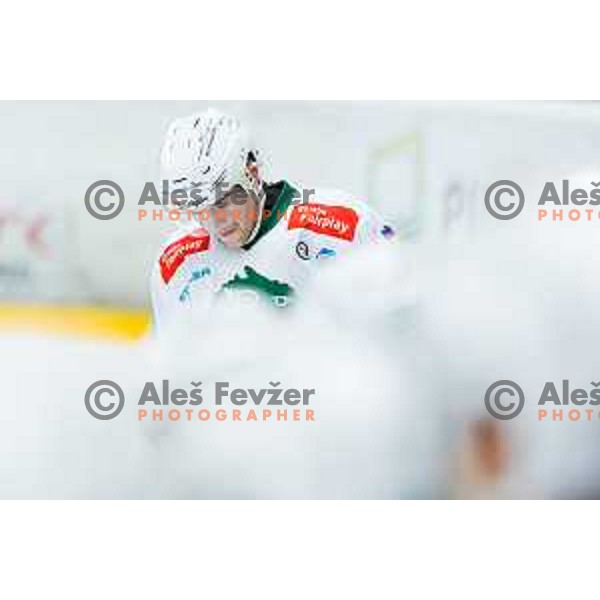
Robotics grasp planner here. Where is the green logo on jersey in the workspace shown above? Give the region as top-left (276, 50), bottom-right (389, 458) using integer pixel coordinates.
top-left (221, 266), bottom-right (294, 308)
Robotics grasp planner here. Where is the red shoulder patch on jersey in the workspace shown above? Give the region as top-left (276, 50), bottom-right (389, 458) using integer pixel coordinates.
top-left (288, 203), bottom-right (358, 242)
top-left (159, 229), bottom-right (210, 284)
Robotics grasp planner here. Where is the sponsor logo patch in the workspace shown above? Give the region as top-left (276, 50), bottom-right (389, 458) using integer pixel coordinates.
top-left (179, 266), bottom-right (212, 302)
top-left (288, 204), bottom-right (358, 242)
top-left (381, 224), bottom-right (395, 239)
top-left (316, 247), bottom-right (336, 259)
top-left (295, 241), bottom-right (311, 261)
top-left (159, 229), bottom-right (210, 284)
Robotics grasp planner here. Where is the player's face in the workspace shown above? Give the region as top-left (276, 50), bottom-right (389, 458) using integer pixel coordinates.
top-left (209, 186), bottom-right (257, 248)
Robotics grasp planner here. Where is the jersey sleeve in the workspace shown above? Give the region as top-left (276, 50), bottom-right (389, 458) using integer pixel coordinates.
top-left (149, 227), bottom-right (212, 336)
top-left (150, 256), bottom-right (174, 336)
top-left (285, 189), bottom-right (395, 272)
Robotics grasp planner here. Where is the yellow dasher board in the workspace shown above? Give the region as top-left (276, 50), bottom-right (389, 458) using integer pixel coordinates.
top-left (0, 304), bottom-right (150, 341)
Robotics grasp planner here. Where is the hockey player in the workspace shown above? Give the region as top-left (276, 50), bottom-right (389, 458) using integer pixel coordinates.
top-left (151, 108), bottom-right (395, 332)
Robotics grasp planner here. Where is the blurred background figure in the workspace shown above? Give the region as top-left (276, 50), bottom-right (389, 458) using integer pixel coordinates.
top-left (450, 419), bottom-right (539, 499)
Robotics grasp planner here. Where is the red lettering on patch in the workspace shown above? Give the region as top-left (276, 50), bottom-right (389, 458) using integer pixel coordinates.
top-left (159, 229), bottom-right (210, 284)
top-left (288, 203), bottom-right (358, 242)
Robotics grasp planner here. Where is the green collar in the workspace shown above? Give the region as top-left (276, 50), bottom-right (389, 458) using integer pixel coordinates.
top-left (242, 180), bottom-right (297, 250)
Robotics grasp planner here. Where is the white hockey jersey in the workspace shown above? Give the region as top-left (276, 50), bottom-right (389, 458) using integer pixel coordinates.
top-left (150, 180), bottom-right (395, 333)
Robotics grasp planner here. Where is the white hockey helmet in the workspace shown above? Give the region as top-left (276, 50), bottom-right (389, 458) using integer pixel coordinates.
top-left (160, 108), bottom-right (262, 208)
